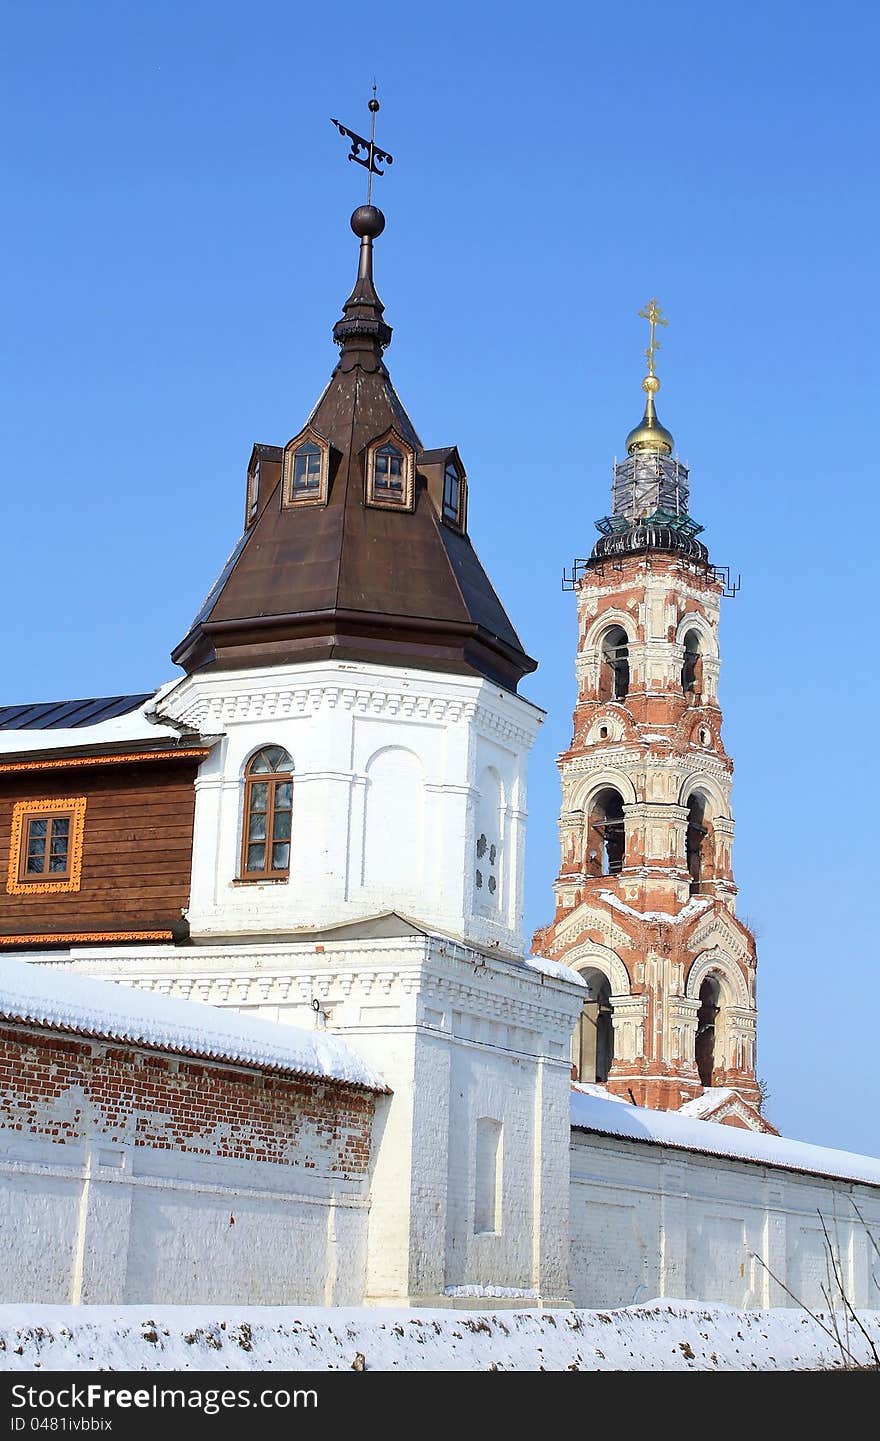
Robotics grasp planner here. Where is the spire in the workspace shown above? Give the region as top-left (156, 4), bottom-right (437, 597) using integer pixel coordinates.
top-left (332, 204), bottom-right (393, 367)
top-left (625, 298), bottom-right (675, 457)
top-left (330, 90), bottom-right (394, 370)
top-left (589, 299), bottom-right (706, 565)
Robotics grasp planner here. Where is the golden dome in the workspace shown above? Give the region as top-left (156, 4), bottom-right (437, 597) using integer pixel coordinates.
top-left (625, 375), bottom-right (674, 457)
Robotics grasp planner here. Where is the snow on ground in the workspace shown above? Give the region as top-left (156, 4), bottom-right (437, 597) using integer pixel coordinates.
top-left (0, 1303), bottom-right (876, 1371)
top-left (571, 1088), bottom-right (880, 1188)
top-left (0, 954), bottom-right (385, 1092)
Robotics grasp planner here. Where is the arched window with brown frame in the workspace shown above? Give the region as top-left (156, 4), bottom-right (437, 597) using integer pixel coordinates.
top-left (281, 426), bottom-right (330, 508)
top-left (241, 746), bottom-right (293, 880)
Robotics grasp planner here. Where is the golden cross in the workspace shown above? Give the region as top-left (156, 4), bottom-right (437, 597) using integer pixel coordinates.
top-left (638, 298), bottom-right (668, 376)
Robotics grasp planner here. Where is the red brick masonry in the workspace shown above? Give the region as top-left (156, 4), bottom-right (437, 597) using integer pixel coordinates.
top-left (0, 1021), bottom-right (375, 1177)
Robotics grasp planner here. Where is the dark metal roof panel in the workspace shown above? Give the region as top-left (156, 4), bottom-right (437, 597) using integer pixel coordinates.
top-left (0, 693), bottom-right (155, 731)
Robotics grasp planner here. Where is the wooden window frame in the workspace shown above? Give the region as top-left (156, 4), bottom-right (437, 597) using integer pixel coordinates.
top-left (239, 752), bottom-right (293, 882)
top-left (282, 426), bottom-right (330, 509)
top-left (365, 429), bottom-right (415, 512)
top-left (442, 458), bottom-right (467, 529)
top-left (7, 797), bottom-right (87, 896)
top-left (245, 462), bottom-right (260, 526)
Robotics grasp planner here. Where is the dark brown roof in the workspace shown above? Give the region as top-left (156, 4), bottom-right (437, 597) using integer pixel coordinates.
top-left (172, 207), bottom-right (536, 693)
top-left (0, 694), bottom-right (155, 730)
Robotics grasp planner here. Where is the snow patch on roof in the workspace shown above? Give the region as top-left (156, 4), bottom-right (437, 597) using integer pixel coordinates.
top-left (570, 1089), bottom-right (880, 1188)
top-left (597, 891), bottom-right (713, 925)
top-left (0, 955), bottom-right (384, 1091)
top-left (520, 954), bottom-right (587, 987)
top-left (0, 683), bottom-right (186, 756)
top-left (571, 1081), bottom-right (629, 1104)
top-left (678, 1087), bottom-right (741, 1120)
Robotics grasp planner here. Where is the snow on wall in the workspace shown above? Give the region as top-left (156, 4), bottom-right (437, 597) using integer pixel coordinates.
top-left (0, 1302), bottom-right (877, 1371)
top-left (0, 954), bottom-right (384, 1090)
top-left (570, 1088), bottom-right (880, 1188)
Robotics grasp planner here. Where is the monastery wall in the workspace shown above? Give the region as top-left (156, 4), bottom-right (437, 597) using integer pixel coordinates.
top-left (570, 1129), bottom-right (880, 1311)
top-left (51, 934), bottom-right (586, 1307)
top-left (0, 1020), bottom-right (375, 1306)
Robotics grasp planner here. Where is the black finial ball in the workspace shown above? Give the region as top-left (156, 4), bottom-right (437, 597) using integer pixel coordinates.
top-left (368, 97), bottom-right (380, 113)
top-left (350, 204), bottom-right (386, 239)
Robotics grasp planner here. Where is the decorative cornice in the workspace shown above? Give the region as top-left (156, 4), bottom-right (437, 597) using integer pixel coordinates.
top-left (0, 930), bottom-right (174, 947)
top-left (165, 685), bottom-right (477, 732)
top-left (156, 670), bottom-right (542, 749)
top-left (475, 704), bottom-right (540, 748)
top-left (0, 749), bottom-right (209, 775)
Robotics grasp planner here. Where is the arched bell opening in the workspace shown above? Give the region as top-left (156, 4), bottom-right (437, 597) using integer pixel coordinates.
top-left (685, 790), bottom-right (715, 893)
top-left (598, 625), bottom-right (630, 703)
top-left (695, 974), bottom-right (721, 1087)
top-left (575, 968), bottom-right (615, 1083)
top-left (586, 787), bottom-right (626, 877)
top-left (681, 627), bottom-right (703, 701)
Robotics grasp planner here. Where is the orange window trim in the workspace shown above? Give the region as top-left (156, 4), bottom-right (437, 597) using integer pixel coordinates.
top-left (7, 797), bottom-right (87, 896)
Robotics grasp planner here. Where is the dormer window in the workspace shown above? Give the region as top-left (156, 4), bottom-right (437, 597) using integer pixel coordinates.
top-left (291, 442), bottom-right (322, 496)
top-left (365, 430), bottom-right (415, 511)
top-left (282, 427), bottom-right (330, 508)
top-left (443, 461), bottom-right (464, 526)
top-left (246, 463), bottom-right (260, 525)
top-left (416, 445), bottom-right (467, 529)
top-left (376, 444), bottom-right (403, 495)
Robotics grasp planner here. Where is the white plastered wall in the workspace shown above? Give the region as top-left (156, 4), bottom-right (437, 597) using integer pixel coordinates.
top-left (0, 1108), bottom-right (370, 1306)
top-left (570, 1130), bottom-right (880, 1310)
top-left (155, 661), bottom-right (542, 955)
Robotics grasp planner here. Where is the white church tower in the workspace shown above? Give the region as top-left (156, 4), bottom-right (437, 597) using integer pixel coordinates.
top-left (157, 199), bottom-right (541, 956)
top-left (53, 127), bottom-right (585, 1307)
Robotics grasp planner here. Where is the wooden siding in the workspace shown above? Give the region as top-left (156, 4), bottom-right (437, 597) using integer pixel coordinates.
top-left (0, 757), bottom-right (199, 942)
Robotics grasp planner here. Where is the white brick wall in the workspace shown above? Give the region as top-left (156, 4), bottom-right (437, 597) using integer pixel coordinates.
top-left (570, 1130), bottom-right (880, 1310)
top-left (0, 1125), bottom-right (371, 1306)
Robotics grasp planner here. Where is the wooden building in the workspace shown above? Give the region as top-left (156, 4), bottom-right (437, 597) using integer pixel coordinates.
top-left (0, 695), bottom-right (207, 948)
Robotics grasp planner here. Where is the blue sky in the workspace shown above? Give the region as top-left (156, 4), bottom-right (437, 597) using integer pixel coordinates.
top-left (3, 0), bottom-right (878, 1153)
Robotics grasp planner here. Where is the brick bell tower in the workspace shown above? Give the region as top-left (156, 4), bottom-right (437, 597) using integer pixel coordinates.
top-left (533, 301), bottom-right (771, 1130)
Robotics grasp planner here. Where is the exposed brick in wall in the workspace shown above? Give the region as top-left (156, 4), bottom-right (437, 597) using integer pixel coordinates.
top-left (0, 1023), bottom-right (374, 1177)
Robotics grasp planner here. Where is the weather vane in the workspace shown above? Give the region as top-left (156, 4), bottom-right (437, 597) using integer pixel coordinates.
top-left (331, 86), bottom-right (393, 206)
top-left (638, 298), bottom-right (668, 377)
